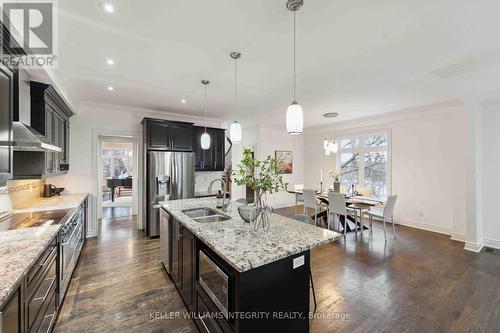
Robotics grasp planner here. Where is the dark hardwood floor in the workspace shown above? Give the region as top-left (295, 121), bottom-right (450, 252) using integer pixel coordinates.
top-left (55, 205), bottom-right (500, 333)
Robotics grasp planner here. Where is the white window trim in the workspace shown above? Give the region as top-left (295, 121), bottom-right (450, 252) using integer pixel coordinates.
top-left (336, 129), bottom-right (392, 196)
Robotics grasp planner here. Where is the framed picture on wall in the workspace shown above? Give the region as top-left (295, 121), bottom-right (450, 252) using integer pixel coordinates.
top-left (275, 150), bottom-right (293, 174)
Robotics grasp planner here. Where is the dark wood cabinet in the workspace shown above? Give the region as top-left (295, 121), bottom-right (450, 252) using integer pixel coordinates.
top-left (0, 62), bottom-right (13, 182)
top-left (0, 286), bottom-right (22, 333)
top-left (27, 81), bottom-right (73, 177)
top-left (181, 227), bottom-right (195, 311)
top-left (147, 120), bottom-right (171, 150)
top-left (170, 218), bottom-right (196, 312)
top-left (193, 126), bottom-right (226, 171)
top-left (143, 118), bottom-right (193, 152)
top-left (171, 218), bottom-right (181, 288)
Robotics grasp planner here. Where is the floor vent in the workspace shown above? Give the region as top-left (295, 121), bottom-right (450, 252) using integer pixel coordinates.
top-left (483, 247), bottom-right (496, 254)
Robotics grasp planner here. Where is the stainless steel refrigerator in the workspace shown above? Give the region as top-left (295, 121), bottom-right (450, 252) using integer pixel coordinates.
top-left (147, 151), bottom-right (194, 237)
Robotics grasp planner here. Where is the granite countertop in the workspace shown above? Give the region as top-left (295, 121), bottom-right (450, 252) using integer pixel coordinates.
top-left (161, 198), bottom-right (341, 272)
top-left (13, 193), bottom-right (88, 213)
top-left (0, 225), bottom-right (61, 308)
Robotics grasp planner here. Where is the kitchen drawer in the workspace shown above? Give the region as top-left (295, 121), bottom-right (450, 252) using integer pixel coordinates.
top-left (27, 238), bottom-right (57, 288)
top-left (37, 289), bottom-right (57, 333)
top-left (27, 253), bottom-right (57, 332)
top-left (197, 292), bottom-right (225, 333)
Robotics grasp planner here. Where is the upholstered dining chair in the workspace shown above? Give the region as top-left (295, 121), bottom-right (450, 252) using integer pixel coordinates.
top-left (327, 192), bottom-right (357, 236)
top-left (294, 184), bottom-right (305, 213)
top-left (303, 189), bottom-right (325, 226)
top-left (366, 195), bottom-right (398, 240)
top-left (291, 214), bottom-right (317, 311)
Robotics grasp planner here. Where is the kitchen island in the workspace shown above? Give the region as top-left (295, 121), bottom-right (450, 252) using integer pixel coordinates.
top-left (161, 198), bottom-right (341, 333)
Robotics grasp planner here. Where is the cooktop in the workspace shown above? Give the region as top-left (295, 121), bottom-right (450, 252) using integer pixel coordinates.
top-left (0, 209), bottom-right (72, 231)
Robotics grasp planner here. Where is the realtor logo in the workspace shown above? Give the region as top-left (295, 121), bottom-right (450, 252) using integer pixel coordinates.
top-left (0, 0), bottom-right (58, 68)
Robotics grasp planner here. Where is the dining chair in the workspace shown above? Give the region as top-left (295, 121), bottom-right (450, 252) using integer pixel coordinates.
top-left (366, 195), bottom-right (398, 240)
top-left (303, 189), bottom-right (324, 226)
top-left (235, 198), bottom-right (248, 205)
top-left (327, 192), bottom-right (357, 236)
top-left (294, 184), bottom-right (304, 213)
top-left (291, 214), bottom-right (317, 311)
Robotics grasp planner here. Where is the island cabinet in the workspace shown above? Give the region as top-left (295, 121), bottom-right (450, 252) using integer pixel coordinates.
top-left (0, 286), bottom-right (22, 333)
top-left (170, 218), bottom-right (196, 312)
top-left (167, 218), bottom-right (311, 333)
top-left (193, 126), bottom-right (226, 171)
top-left (142, 118), bottom-right (194, 151)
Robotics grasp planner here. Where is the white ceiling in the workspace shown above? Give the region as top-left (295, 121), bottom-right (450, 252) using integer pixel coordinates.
top-left (51, 0), bottom-right (500, 128)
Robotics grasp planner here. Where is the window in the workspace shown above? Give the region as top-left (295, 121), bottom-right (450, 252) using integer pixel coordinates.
top-left (102, 145), bottom-right (134, 179)
top-left (338, 132), bottom-right (390, 198)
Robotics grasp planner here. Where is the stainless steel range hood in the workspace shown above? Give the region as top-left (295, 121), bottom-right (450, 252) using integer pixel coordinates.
top-left (12, 122), bottom-right (62, 152)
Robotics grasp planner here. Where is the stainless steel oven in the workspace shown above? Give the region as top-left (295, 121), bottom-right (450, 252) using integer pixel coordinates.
top-left (198, 250), bottom-right (229, 318)
top-left (59, 206), bottom-right (84, 297)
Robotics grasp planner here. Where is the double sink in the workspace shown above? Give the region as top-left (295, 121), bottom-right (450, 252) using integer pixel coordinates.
top-left (182, 207), bottom-right (231, 223)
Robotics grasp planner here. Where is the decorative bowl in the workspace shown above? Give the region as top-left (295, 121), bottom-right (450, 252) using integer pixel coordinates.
top-left (237, 205), bottom-right (259, 223)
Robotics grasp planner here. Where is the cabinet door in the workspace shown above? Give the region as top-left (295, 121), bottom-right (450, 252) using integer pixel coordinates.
top-left (171, 219), bottom-right (181, 287)
top-left (193, 127), bottom-right (204, 171)
top-left (147, 121), bottom-right (171, 150)
top-left (64, 121), bottom-right (70, 164)
top-left (181, 227), bottom-right (195, 311)
top-left (45, 105), bottom-right (54, 143)
top-left (1, 286), bottom-right (22, 333)
top-left (213, 129), bottom-right (226, 171)
top-left (171, 123), bottom-right (193, 151)
top-left (0, 64), bottom-right (13, 181)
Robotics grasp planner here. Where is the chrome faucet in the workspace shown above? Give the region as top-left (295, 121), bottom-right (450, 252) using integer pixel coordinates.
top-left (208, 178), bottom-right (228, 211)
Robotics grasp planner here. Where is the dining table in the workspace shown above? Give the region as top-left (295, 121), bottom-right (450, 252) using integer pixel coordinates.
top-left (287, 190), bottom-right (385, 233)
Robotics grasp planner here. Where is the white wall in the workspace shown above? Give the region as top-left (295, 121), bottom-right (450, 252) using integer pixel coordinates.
top-left (303, 130), bottom-right (337, 189)
top-left (230, 125), bottom-right (304, 208)
top-left (50, 103), bottom-right (224, 237)
top-left (304, 103), bottom-right (467, 240)
top-left (480, 107), bottom-right (500, 249)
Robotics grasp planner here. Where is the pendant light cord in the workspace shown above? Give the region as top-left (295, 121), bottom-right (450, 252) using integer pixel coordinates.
top-left (293, 11), bottom-right (296, 102)
top-left (204, 84), bottom-right (207, 132)
top-left (234, 57), bottom-right (238, 111)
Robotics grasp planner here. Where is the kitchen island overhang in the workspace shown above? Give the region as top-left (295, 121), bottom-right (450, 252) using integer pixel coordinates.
top-left (160, 198), bottom-right (341, 333)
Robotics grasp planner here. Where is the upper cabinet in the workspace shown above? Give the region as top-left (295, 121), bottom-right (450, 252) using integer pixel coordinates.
top-left (0, 62), bottom-right (13, 182)
top-left (30, 81), bottom-right (73, 174)
top-left (193, 126), bottom-right (226, 172)
top-left (142, 118), bottom-right (193, 152)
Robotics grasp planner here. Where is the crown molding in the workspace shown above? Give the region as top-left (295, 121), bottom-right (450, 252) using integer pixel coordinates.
top-left (78, 101), bottom-right (225, 126)
top-left (304, 99), bottom-right (464, 134)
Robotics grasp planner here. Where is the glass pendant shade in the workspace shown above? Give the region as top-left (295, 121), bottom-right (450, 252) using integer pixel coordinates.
top-left (323, 138), bottom-right (329, 149)
top-left (230, 121), bottom-right (242, 143)
top-left (201, 132), bottom-right (211, 150)
top-left (286, 102), bottom-right (304, 135)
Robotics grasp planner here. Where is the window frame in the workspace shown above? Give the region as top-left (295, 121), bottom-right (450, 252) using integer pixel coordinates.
top-left (336, 129), bottom-right (392, 197)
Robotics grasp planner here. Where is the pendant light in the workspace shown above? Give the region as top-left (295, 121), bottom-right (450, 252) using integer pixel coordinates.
top-left (201, 80), bottom-right (211, 150)
top-left (286, 0), bottom-right (304, 135)
top-left (323, 112), bottom-right (339, 155)
top-left (229, 52), bottom-right (242, 144)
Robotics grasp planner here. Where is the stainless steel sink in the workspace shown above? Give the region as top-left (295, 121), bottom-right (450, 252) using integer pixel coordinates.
top-left (182, 207), bottom-right (231, 223)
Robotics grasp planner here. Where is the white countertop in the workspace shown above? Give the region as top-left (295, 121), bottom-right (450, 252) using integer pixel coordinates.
top-left (13, 193), bottom-right (88, 213)
top-left (161, 198), bottom-right (341, 272)
top-left (0, 193), bottom-right (88, 308)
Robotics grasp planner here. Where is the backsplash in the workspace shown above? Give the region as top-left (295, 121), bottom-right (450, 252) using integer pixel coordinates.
top-left (0, 180), bottom-right (46, 213)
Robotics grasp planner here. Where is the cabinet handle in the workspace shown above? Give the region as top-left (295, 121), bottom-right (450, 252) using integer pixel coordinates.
top-left (33, 276), bottom-right (56, 302)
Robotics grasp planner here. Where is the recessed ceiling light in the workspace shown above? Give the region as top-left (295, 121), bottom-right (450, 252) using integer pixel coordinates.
top-left (107, 86), bottom-right (114, 91)
top-left (100, 2), bottom-right (115, 14)
top-left (106, 58), bottom-right (115, 66)
top-left (181, 99), bottom-right (187, 104)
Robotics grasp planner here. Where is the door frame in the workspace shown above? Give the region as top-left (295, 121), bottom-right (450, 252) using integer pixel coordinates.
top-left (91, 129), bottom-right (142, 236)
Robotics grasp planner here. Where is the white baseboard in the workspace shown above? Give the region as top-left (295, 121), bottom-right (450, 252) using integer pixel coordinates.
top-left (483, 237), bottom-right (500, 250)
top-left (450, 232), bottom-right (465, 242)
top-left (394, 218), bottom-right (452, 236)
top-left (464, 241), bottom-right (483, 253)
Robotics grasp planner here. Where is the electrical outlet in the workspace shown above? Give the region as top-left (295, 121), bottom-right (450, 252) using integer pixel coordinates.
top-left (418, 210), bottom-right (424, 217)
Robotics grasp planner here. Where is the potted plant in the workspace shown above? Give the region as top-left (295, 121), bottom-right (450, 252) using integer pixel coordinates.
top-left (233, 148), bottom-right (289, 231)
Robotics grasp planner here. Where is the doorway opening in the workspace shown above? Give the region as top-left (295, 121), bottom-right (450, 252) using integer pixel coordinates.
top-left (97, 136), bottom-right (139, 238)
